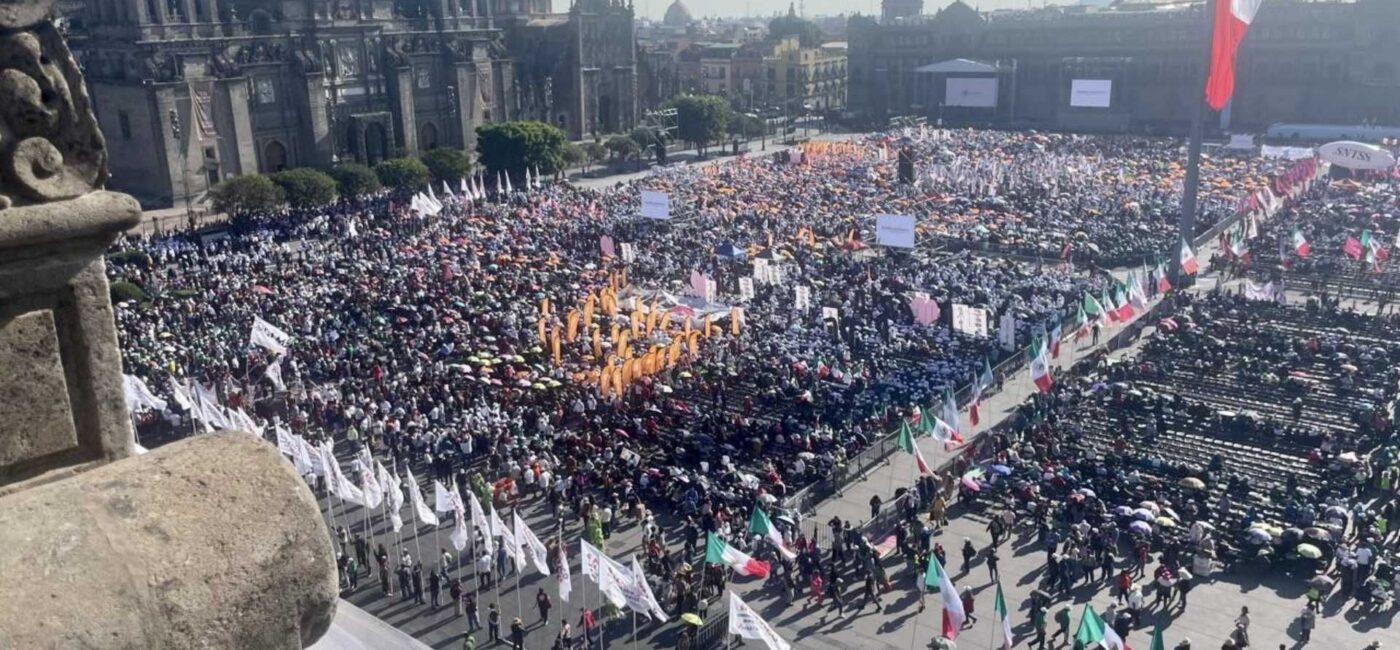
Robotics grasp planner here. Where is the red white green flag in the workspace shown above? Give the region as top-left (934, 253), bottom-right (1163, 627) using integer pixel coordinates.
top-left (748, 507), bottom-right (797, 561)
top-left (706, 533), bottom-right (770, 578)
top-left (896, 421), bottom-right (933, 475)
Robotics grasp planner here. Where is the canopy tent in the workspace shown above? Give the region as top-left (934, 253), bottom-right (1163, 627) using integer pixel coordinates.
top-left (914, 59), bottom-right (999, 75)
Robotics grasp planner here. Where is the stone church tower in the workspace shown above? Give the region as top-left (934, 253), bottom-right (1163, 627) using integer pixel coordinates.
top-left (503, 0), bottom-right (637, 138)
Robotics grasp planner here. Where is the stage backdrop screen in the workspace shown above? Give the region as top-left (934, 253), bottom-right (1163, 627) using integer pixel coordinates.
top-left (1070, 79), bottom-right (1113, 108)
top-left (944, 78), bottom-right (998, 108)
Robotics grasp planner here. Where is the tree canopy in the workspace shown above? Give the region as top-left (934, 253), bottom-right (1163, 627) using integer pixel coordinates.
top-left (420, 148), bottom-right (473, 183)
top-left (209, 174), bottom-right (285, 216)
top-left (270, 168), bottom-right (338, 209)
top-left (374, 157), bottom-right (431, 192)
top-left (330, 163), bottom-right (381, 197)
top-left (475, 121), bottom-right (568, 180)
top-left (671, 95), bottom-right (732, 156)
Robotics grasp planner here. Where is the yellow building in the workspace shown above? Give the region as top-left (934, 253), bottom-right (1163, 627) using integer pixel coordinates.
top-left (765, 37), bottom-right (848, 112)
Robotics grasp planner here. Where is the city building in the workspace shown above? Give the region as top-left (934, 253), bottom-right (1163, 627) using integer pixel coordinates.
top-left (766, 36), bottom-right (848, 113)
top-left (849, 0), bottom-right (1400, 133)
top-left (78, 0), bottom-right (636, 207)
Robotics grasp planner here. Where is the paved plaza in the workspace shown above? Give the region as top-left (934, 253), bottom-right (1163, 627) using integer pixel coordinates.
top-left (314, 229), bottom-right (1400, 650)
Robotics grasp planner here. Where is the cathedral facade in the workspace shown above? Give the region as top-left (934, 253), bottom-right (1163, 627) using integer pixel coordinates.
top-left (77, 0), bottom-right (636, 207)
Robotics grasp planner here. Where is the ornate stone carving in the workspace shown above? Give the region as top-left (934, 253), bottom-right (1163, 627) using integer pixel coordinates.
top-left (0, 22), bottom-right (106, 208)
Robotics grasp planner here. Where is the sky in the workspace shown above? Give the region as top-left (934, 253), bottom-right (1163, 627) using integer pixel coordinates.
top-left (633, 0), bottom-right (1046, 21)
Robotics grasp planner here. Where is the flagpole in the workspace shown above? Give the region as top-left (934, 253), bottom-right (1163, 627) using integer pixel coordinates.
top-left (1172, 0), bottom-right (1218, 284)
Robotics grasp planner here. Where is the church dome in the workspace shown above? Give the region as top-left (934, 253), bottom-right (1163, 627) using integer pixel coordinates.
top-left (663, 0), bottom-right (693, 27)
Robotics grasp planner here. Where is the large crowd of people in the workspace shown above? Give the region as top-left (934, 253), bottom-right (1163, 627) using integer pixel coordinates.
top-left (107, 127), bottom-right (1399, 649)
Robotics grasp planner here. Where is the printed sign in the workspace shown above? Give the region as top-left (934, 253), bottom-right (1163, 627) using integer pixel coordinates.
top-left (639, 190), bottom-right (671, 219)
top-left (875, 214), bottom-right (916, 249)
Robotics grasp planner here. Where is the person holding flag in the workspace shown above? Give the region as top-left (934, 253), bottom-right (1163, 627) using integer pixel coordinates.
top-left (970, 357), bottom-right (994, 427)
top-left (749, 506), bottom-right (797, 561)
top-left (923, 553), bottom-right (966, 639)
top-left (705, 532), bottom-right (770, 579)
top-left (1030, 343), bottom-right (1054, 394)
top-left (1074, 604), bottom-right (1129, 650)
top-left (994, 581), bottom-right (1015, 650)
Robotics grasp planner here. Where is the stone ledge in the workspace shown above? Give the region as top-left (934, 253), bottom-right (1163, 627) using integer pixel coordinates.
top-left (0, 191), bottom-right (142, 250)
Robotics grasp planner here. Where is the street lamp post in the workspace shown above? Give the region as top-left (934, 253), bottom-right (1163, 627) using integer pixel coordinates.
top-left (168, 108), bottom-right (194, 231)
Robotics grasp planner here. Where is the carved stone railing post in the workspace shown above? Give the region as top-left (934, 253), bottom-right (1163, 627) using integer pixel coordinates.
top-left (0, 2), bottom-right (338, 647)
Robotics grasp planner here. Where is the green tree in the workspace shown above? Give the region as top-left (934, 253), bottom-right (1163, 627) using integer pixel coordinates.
top-left (671, 94), bottom-right (731, 156)
top-left (330, 163), bottom-right (381, 197)
top-left (475, 121), bottom-right (568, 181)
top-left (604, 134), bottom-right (641, 162)
top-left (768, 13), bottom-right (824, 48)
top-left (730, 114), bottom-right (766, 141)
top-left (581, 142), bottom-right (607, 171)
top-left (562, 142), bottom-right (586, 173)
top-left (629, 126), bottom-right (658, 151)
top-left (270, 168), bottom-right (338, 209)
top-left (420, 148), bottom-right (473, 184)
top-left (374, 157), bottom-right (431, 192)
top-left (209, 174), bottom-right (285, 216)
top-left (109, 280), bottom-right (147, 305)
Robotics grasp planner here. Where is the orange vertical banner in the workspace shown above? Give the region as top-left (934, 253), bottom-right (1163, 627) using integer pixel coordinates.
top-left (566, 309), bottom-right (580, 342)
top-left (540, 298), bottom-right (550, 316)
top-left (550, 323), bottom-right (561, 365)
top-left (591, 328), bottom-right (602, 360)
top-left (537, 317), bottom-right (547, 346)
top-left (730, 307), bottom-right (741, 336)
top-left (583, 294), bottom-right (596, 327)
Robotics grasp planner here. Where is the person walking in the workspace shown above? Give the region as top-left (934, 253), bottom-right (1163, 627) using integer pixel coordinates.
top-left (869, 494), bottom-right (883, 521)
top-left (579, 607), bottom-right (596, 648)
top-left (987, 548), bottom-right (1001, 582)
top-left (1298, 605), bottom-right (1315, 643)
top-left (412, 564), bottom-right (425, 605)
top-left (509, 617), bottom-right (525, 650)
top-left (826, 574), bottom-right (845, 616)
top-left (960, 587), bottom-right (978, 627)
top-left (536, 588), bottom-right (553, 626)
top-left (451, 579), bottom-right (464, 616)
top-left (1051, 605), bottom-right (1072, 645)
top-left (962, 538), bottom-right (978, 575)
top-left (1031, 605), bottom-right (1048, 649)
top-left (429, 567), bottom-right (442, 608)
top-left (465, 593), bottom-right (480, 631)
top-left (862, 574), bottom-right (883, 613)
top-left (487, 603), bottom-right (501, 643)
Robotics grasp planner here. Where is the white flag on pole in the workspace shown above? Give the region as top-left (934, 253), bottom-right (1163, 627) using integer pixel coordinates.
top-left (404, 468), bottom-right (439, 526)
top-left (274, 423), bottom-right (296, 456)
top-left (382, 462), bottom-right (404, 533)
top-left (727, 592), bottom-right (791, 650)
top-left (167, 377), bottom-right (194, 411)
top-left (433, 480), bottom-right (455, 513)
top-left (358, 451), bottom-right (384, 509)
top-left (449, 490), bottom-right (470, 551)
top-left (630, 556), bottom-right (668, 621)
top-left (249, 315), bottom-right (291, 356)
top-left (491, 509), bottom-right (519, 565)
top-left (291, 434), bottom-right (315, 476)
top-left (512, 511), bottom-right (552, 576)
top-left (122, 374), bottom-right (167, 413)
top-left (580, 540), bottom-right (628, 608)
top-left (468, 490), bottom-right (494, 556)
top-left (264, 358), bottom-right (285, 391)
top-left (557, 539), bottom-right (572, 602)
